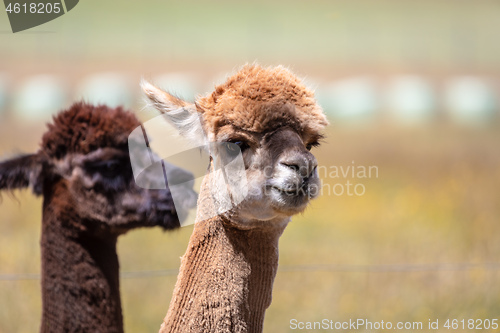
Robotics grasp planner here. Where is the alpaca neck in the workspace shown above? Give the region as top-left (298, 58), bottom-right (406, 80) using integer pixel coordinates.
top-left (40, 183), bottom-right (123, 333)
top-left (161, 174), bottom-right (288, 333)
top-left (160, 217), bottom-right (286, 333)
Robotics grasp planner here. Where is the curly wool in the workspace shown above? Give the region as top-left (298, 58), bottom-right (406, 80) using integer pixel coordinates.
top-left (196, 64), bottom-right (328, 135)
top-left (41, 102), bottom-right (140, 159)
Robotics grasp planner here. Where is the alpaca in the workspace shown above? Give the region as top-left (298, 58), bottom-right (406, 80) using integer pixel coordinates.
top-left (0, 102), bottom-right (197, 333)
top-left (142, 64), bottom-right (328, 333)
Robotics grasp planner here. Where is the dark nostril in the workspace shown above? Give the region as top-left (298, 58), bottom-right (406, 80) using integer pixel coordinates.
top-left (280, 155), bottom-right (318, 178)
top-left (281, 162), bottom-right (300, 172)
top-left (304, 166), bottom-right (316, 179)
top-left (303, 165), bottom-right (317, 182)
top-left (310, 165), bottom-right (317, 177)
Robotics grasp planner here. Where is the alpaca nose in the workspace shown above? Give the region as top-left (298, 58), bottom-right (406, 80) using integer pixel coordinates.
top-left (279, 153), bottom-right (318, 179)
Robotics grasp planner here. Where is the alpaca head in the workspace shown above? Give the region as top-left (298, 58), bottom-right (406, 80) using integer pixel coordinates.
top-left (0, 102), bottom-right (197, 234)
top-left (143, 65), bottom-right (328, 226)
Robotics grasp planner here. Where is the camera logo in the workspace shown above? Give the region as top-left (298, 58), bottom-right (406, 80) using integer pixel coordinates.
top-left (128, 113), bottom-right (248, 226)
top-left (4, 0), bottom-right (79, 33)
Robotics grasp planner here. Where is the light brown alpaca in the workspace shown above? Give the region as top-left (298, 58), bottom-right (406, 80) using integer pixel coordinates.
top-left (143, 64), bottom-right (328, 333)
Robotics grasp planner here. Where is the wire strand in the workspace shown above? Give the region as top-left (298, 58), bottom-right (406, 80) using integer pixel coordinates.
top-left (1, 262), bottom-right (499, 281)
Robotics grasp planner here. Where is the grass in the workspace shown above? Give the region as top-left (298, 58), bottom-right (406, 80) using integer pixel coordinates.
top-left (0, 123), bottom-right (499, 332)
top-left (264, 126), bottom-right (500, 332)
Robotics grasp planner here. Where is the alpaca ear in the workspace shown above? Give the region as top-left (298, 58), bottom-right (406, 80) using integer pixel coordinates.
top-left (0, 154), bottom-right (45, 196)
top-left (141, 80), bottom-right (206, 145)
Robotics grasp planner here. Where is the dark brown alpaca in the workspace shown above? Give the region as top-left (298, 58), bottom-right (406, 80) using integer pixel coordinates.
top-left (0, 102), bottom-right (197, 333)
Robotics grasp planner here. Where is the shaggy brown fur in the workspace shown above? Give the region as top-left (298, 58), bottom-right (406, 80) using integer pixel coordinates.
top-left (196, 65), bottom-right (328, 135)
top-left (144, 64), bottom-right (328, 333)
top-left (0, 102), bottom-right (196, 333)
top-left (42, 102), bottom-right (140, 159)
top-left (160, 175), bottom-right (285, 333)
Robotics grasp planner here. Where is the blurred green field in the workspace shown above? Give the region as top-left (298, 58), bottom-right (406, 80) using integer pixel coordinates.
top-left (1, 123), bottom-right (499, 333)
top-left (3, 0), bottom-right (500, 77)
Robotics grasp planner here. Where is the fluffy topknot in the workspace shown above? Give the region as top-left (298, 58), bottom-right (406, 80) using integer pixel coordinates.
top-left (41, 102), bottom-right (140, 159)
top-left (196, 64), bottom-right (328, 135)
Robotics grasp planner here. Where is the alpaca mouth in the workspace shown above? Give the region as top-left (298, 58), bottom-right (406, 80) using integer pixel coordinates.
top-left (158, 188), bottom-right (197, 228)
top-left (268, 185), bottom-right (314, 209)
top-left (270, 186), bottom-right (302, 195)
top-left (266, 184), bottom-right (313, 215)
top-left (266, 178), bottom-right (320, 212)
top-left (156, 212), bottom-right (182, 230)
top-left (269, 179), bottom-right (314, 196)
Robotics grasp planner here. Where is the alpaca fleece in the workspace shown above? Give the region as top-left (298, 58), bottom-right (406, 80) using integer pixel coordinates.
top-left (0, 102), bottom-right (196, 333)
top-left (160, 173), bottom-right (284, 333)
top-left (148, 65), bottom-right (328, 333)
top-left (40, 104), bottom-right (140, 332)
top-left (42, 102), bottom-right (140, 159)
top-left (196, 64), bottom-right (328, 135)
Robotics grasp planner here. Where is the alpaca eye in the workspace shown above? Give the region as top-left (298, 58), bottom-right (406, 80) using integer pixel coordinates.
top-left (235, 141), bottom-right (250, 151)
top-left (105, 161), bottom-right (119, 171)
top-left (224, 142), bottom-right (240, 157)
top-left (225, 141), bottom-right (249, 156)
top-left (86, 159), bottom-right (124, 178)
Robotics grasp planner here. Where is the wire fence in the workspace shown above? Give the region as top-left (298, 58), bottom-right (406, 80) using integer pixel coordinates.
top-left (1, 262), bottom-right (499, 281)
